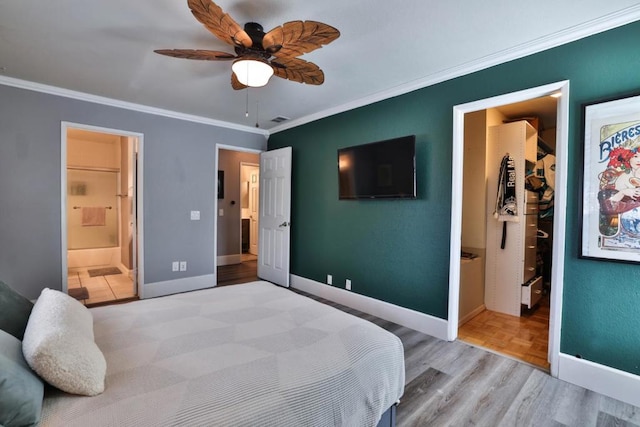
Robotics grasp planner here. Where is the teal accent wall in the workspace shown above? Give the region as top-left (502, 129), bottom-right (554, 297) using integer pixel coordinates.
top-left (269, 21), bottom-right (640, 375)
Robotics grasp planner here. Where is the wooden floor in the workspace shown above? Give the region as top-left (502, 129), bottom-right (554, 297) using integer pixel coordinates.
top-left (293, 290), bottom-right (640, 427)
top-left (217, 256), bottom-right (258, 287)
top-left (458, 297), bottom-right (550, 370)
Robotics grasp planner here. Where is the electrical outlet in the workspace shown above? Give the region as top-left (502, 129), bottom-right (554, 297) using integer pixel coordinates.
top-left (179, 261), bottom-right (187, 271)
top-left (327, 274), bottom-right (332, 285)
top-left (346, 279), bottom-right (351, 290)
top-left (172, 261), bottom-right (179, 272)
top-left (190, 210), bottom-right (200, 220)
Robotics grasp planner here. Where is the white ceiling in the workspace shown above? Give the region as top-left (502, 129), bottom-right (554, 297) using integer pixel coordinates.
top-left (2, 1), bottom-right (640, 134)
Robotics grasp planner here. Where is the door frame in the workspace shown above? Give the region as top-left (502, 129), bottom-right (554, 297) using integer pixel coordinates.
top-left (214, 145), bottom-right (263, 273)
top-left (447, 80), bottom-right (569, 377)
top-left (240, 162), bottom-right (260, 255)
top-left (60, 122), bottom-right (145, 297)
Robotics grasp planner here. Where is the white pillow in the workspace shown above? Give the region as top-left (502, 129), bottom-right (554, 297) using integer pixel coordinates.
top-left (22, 288), bottom-right (106, 396)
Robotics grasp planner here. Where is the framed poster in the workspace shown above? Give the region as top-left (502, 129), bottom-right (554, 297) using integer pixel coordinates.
top-left (582, 92), bottom-right (640, 262)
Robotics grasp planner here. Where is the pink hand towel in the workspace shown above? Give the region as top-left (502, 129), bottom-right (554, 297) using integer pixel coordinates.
top-left (82, 207), bottom-right (106, 226)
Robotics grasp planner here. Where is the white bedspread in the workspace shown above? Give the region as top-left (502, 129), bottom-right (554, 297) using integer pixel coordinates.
top-left (40, 281), bottom-right (405, 426)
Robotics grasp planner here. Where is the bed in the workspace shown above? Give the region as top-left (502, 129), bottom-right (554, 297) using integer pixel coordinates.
top-left (34, 280), bottom-right (405, 426)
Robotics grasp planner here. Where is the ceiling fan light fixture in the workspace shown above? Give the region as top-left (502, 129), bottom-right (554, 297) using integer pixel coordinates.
top-left (232, 59), bottom-right (274, 87)
top-left (156, 1), bottom-right (340, 90)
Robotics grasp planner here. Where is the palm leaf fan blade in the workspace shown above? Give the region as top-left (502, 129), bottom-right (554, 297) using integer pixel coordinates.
top-left (272, 57), bottom-right (324, 85)
top-left (154, 49), bottom-right (237, 60)
top-left (231, 72), bottom-right (248, 90)
top-left (263, 21), bottom-right (340, 57)
top-left (187, 0), bottom-right (252, 48)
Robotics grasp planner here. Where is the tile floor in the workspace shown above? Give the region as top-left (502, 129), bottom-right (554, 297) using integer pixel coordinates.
top-left (67, 267), bottom-right (136, 305)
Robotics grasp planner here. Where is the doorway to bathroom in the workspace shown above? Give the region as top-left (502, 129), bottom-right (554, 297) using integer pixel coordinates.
top-left (61, 123), bottom-right (142, 305)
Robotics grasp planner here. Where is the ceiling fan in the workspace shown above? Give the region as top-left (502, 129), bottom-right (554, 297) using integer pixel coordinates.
top-left (155, 0), bottom-right (340, 90)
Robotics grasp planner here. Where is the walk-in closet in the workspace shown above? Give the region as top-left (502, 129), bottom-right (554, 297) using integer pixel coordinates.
top-left (458, 96), bottom-right (557, 370)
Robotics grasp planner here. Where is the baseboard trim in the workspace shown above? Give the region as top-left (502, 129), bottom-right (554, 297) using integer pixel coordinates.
top-left (459, 304), bottom-right (485, 326)
top-left (142, 274), bottom-right (216, 299)
top-left (290, 275), bottom-right (448, 340)
top-left (217, 254), bottom-right (242, 266)
top-left (558, 353), bottom-right (640, 407)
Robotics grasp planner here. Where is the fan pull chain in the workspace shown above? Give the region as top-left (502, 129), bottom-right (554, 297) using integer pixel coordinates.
top-left (255, 100), bottom-right (260, 128)
top-left (245, 88), bottom-right (249, 117)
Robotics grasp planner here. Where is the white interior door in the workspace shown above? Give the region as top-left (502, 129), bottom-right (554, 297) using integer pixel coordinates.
top-left (258, 147), bottom-right (292, 287)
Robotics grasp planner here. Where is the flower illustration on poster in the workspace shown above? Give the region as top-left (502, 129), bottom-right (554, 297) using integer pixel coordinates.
top-left (582, 93), bottom-right (640, 262)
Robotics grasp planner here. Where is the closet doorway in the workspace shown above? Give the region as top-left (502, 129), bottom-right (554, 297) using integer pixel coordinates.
top-left (459, 99), bottom-right (557, 370)
top-left (447, 81), bottom-right (569, 377)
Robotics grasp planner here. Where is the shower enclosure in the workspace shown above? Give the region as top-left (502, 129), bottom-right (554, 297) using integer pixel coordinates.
top-left (67, 168), bottom-right (121, 268)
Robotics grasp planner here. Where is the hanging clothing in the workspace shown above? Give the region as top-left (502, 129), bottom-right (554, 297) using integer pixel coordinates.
top-left (494, 154), bottom-right (519, 221)
top-left (494, 154), bottom-right (519, 249)
top-left (535, 154), bottom-right (556, 218)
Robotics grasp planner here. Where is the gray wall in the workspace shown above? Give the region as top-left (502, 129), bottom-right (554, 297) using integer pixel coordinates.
top-left (0, 84), bottom-right (266, 299)
top-left (217, 149), bottom-right (260, 256)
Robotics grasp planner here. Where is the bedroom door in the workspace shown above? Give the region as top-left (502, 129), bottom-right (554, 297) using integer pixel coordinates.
top-left (258, 147), bottom-right (292, 287)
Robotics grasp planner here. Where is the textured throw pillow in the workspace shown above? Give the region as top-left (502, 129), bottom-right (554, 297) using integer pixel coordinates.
top-left (22, 288), bottom-right (106, 396)
top-left (0, 280), bottom-right (34, 340)
top-left (0, 330), bottom-right (44, 427)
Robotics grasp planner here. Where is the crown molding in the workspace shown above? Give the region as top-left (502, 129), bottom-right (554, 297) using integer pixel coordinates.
top-left (0, 75), bottom-right (269, 138)
top-left (270, 6), bottom-right (640, 134)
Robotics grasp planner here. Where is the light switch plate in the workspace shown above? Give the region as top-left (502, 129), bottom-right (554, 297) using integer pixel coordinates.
top-left (190, 210), bottom-right (200, 220)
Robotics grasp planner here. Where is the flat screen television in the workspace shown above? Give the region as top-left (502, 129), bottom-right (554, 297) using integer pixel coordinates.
top-left (338, 135), bottom-right (416, 199)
